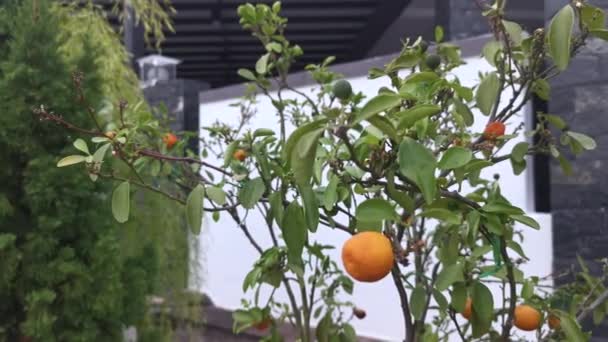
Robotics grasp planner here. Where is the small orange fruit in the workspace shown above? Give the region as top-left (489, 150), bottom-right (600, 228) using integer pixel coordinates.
top-left (514, 305), bottom-right (542, 331)
top-left (233, 149), bottom-right (248, 162)
top-left (483, 121), bottom-right (506, 140)
top-left (461, 298), bottom-right (473, 320)
top-left (548, 314), bottom-right (561, 330)
top-left (104, 131), bottom-right (116, 139)
top-left (163, 133), bottom-right (178, 149)
top-left (254, 318), bottom-right (271, 331)
top-left (341, 231), bottom-right (394, 282)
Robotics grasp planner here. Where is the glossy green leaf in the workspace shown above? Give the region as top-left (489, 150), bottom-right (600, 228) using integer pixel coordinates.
top-left (386, 170), bottom-right (415, 213)
top-left (293, 128), bottom-right (324, 186)
top-left (397, 104), bottom-right (442, 129)
top-left (57, 155), bottom-right (86, 167)
top-left (299, 183), bottom-right (319, 232)
top-left (91, 136), bottom-right (109, 143)
top-left (511, 142), bottom-right (529, 163)
top-left (421, 208), bottom-right (461, 225)
top-left (355, 94), bottom-right (401, 124)
top-left (238, 177), bottom-right (266, 209)
top-left (507, 240), bottom-right (528, 259)
top-left (544, 114), bottom-right (567, 130)
top-left (112, 181), bottom-right (130, 223)
top-left (451, 282), bottom-right (467, 312)
top-left (521, 280), bottom-right (534, 300)
top-left (206, 186), bottom-right (226, 205)
top-left (92, 143), bottom-right (111, 163)
top-left (567, 132), bottom-right (596, 150)
top-left (476, 72), bottom-right (500, 115)
top-left (482, 202), bottom-right (524, 215)
top-left (502, 20), bottom-right (523, 45)
top-left (398, 138), bottom-right (437, 204)
top-left (590, 29), bottom-right (608, 41)
top-left (435, 263), bottom-right (464, 291)
top-left (549, 4), bottom-right (574, 70)
top-left (511, 214), bottom-right (540, 230)
top-left (367, 115), bottom-right (398, 141)
top-left (471, 281), bottom-right (494, 338)
top-left (454, 98), bottom-right (474, 126)
top-left (283, 119), bottom-right (328, 168)
top-left (73, 138), bottom-right (90, 155)
top-left (282, 202), bottom-right (307, 266)
top-left (433, 289), bottom-right (448, 311)
top-left (237, 68), bottom-right (256, 81)
top-left (255, 53), bottom-right (270, 74)
top-left (438, 147), bottom-right (472, 170)
top-left (435, 26), bottom-right (444, 43)
top-left (253, 128), bottom-right (275, 137)
top-left (186, 184), bottom-right (205, 234)
top-left (410, 286), bottom-right (427, 321)
top-left (269, 191), bottom-right (284, 227)
top-left (581, 5), bottom-right (605, 30)
top-left (532, 79), bottom-right (551, 101)
top-left (224, 141), bottom-right (239, 167)
top-left (482, 40), bottom-right (501, 66)
top-left (555, 310), bottom-right (587, 342)
top-left (355, 198), bottom-right (397, 222)
top-left (323, 174), bottom-right (339, 211)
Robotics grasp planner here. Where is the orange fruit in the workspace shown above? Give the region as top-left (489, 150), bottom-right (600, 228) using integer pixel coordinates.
top-left (461, 298), bottom-right (473, 320)
top-left (548, 314), bottom-right (561, 330)
top-left (483, 121), bottom-right (506, 140)
top-left (254, 318), bottom-right (271, 331)
top-left (163, 133), bottom-right (178, 149)
top-left (341, 231), bottom-right (394, 282)
top-left (514, 305), bottom-right (542, 331)
top-left (104, 131), bottom-right (116, 139)
top-left (233, 149), bottom-right (248, 161)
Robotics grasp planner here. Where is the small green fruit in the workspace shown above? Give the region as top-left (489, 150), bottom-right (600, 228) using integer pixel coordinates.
top-left (419, 40), bottom-right (429, 53)
top-left (332, 80), bottom-right (352, 100)
top-left (425, 54), bottom-right (441, 70)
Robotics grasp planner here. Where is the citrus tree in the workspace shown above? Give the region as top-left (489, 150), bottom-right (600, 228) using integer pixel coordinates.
top-left (35, 0), bottom-right (608, 341)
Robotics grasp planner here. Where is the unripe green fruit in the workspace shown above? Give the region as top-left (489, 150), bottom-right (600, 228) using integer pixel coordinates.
top-left (425, 54), bottom-right (441, 70)
top-left (332, 80), bottom-right (352, 100)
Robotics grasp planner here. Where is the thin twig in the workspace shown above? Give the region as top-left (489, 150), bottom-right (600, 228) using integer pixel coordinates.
top-left (577, 289), bottom-right (608, 322)
top-left (392, 265), bottom-right (414, 342)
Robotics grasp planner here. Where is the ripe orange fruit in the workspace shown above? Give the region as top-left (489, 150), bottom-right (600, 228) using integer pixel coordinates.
top-left (233, 149), bottom-right (247, 161)
top-left (483, 121), bottom-right (506, 140)
top-left (104, 131), bottom-right (116, 139)
top-left (548, 314), bottom-right (561, 330)
top-left (163, 133), bottom-right (178, 149)
top-left (341, 231), bottom-right (394, 282)
top-left (514, 305), bottom-right (542, 331)
top-left (461, 298), bottom-right (473, 320)
top-left (254, 318), bottom-right (271, 331)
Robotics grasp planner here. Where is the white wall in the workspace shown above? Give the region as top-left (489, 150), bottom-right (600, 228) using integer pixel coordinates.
top-left (198, 57), bottom-right (552, 341)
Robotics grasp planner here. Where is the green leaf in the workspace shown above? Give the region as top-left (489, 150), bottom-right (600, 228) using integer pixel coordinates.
top-left (355, 198), bottom-right (397, 222)
top-left (92, 143), bottom-right (111, 163)
top-left (435, 263), bottom-right (464, 291)
top-left (112, 181), bottom-right (130, 223)
top-left (532, 79), bottom-right (551, 101)
top-left (341, 324), bottom-right (357, 342)
top-left (397, 104), bottom-right (442, 129)
top-left (237, 68), bottom-right (256, 81)
top-left (453, 98), bottom-right (474, 126)
top-left (544, 114), bottom-right (567, 130)
top-left (521, 280), bottom-right (534, 300)
top-left (511, 142), bottom-right (529, 163)
top-left (421, 208), bottom-right (461, 225)
top-left (206, 186), bottom-right (226, 205)
top-left (482, 40), bottom-right (501, 66)
top-left (555, 310), bottom-right (587, 342)
top-left (386, 170), bottom-right (415, 213)
top-left (253, 128), bottom-right (275, 137)
top-left (549, 4), bottom-right (574, 71)
top-left (256, 53), bottom-right (270, 74)
top-left (367, 115), bottom-right (398, 141)
top-left (292, 128), bottom-right (324, 186)
top-left (581, 5), bottom-right (605, 30)
top-left (186, 184), bottom-right (205, 234)
top-left (471, 281), bottom-right (494, 338)
top-left (467, 210), bottom-right (481, 243)
top-left (438, 147), bottom-right (472, 170)
top-left (511, 214), bottom-right (540, 230)
top-left (238, 178), bottom-right (266, 209)
top-left (266, 41), bottom-right (282, 53)
top-left (57, 155), bottom-right (86, 167)
top-left (92, 136), bottom-right (109, 143)
top-left (355, 94), bottom-right (401, 124)
top-left (510, 158), bottom-right (526, 176)
top-left (283, 119), bottom-right (328, 169)
top-left (323, 175), bottom-right (339, 211)
top-left (398, 138), bottom-right (437, 204)
top-left (282, 202), bottom-right (307, 266)
top-left (451, 282), bottom-right (467, 312)
top-left (73, 138), bottom-right (90, 155)
top-left (433, 289), bottom-right (448, 311)
top-left (299, 183), bottom-right (319, 232)
top-left (590, 29), bottom-right (608, 41)
top-left (502, 20), bottom-right (523, 46)
top-left (410, 286), bottom-right (427, 321)
top-left (558, 154), bottom-right (573, 176)
top-left (567, 132), bottom-right (596, 150)
top-left (482, 202), bottom-right (524, 215)
top-left (507, 240), bottom-right (528, 259)
top-left (269, 191), bottom-right (284, 227)
top-left (476, 72), bottom-right (500, 115)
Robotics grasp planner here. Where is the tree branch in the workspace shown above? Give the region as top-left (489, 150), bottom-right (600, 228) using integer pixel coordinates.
top-left (392, 265), bottom-right (414, 342)
top-left (577, 289), bottom-right (608, 322)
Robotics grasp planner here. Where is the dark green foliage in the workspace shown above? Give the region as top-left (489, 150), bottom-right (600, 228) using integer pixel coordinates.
top-left (0, 0), bottom-right (155, 339)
